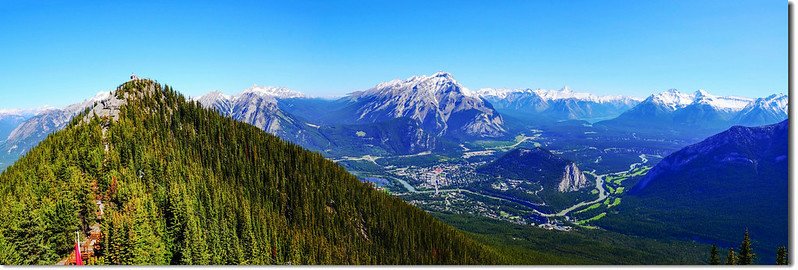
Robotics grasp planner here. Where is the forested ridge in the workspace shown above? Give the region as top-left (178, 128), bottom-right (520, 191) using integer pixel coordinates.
top-left (0, 79), bottom-right (503, 265)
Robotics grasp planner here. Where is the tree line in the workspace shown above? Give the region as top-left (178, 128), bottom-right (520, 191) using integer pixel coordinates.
top-left (708, 229), bottom-right (788, 265)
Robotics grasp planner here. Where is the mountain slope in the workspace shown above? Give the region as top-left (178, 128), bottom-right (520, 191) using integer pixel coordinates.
top-left (603, 120), bottom-right (788, 262)
top-left (0, 111), bottom-right (33, 141)
top-left (0, 79), bottom-right (502, 265)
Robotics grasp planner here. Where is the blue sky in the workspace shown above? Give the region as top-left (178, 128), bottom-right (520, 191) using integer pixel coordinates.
top-left (0, 0), bottom-right (787, 108)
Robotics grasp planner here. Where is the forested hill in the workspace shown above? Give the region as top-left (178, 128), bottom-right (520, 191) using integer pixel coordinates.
top-left (0, 79), bottom-right (502, 265)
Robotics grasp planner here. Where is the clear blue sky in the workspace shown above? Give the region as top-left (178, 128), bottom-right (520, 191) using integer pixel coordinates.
top-left (0, 0), bottom-right (787, 108)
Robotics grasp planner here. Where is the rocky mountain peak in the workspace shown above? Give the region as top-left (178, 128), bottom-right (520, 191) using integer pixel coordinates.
top-left (348, 72), bottom-right (504, 138)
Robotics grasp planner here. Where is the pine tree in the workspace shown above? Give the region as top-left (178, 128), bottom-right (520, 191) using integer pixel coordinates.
top-left (776, 246), bottom-right (788, 265)
top-left (726, 248), bottom-right (737, 265)
top-left (738, 229), bottom-right (755, 265)
top-left (709, 244), bottom-right (720, 265)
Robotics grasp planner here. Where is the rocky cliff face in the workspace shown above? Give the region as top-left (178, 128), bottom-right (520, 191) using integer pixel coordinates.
top-left (558, 162), bottom-right (588, 192)
top-left (83, 90), bottom-right (128, 123)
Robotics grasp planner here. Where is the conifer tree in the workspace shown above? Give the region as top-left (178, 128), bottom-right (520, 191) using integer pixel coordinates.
top-left (738, 229), bottom-right (755, 265)
top-left (726, 248), bottom-right (737, 265)
top-left (776, 246), bottom-right (788, 265)
top-left (709, 244), bottom-right (720, 265)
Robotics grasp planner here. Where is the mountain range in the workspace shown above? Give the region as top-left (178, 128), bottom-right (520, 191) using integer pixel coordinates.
top-left (597, 89), bottom-right (787, 133)
top-left (0, 73), bottom-right (787, 170)
top-left (476, 86), bottom-right (641, 122)
top-left (0, 73), bottom-right (787, 265)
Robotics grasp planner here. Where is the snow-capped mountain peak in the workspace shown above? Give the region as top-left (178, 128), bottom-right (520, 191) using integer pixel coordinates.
top-left (763, 93), bottom-right (789, 113)
top-left (432, 71), bottom-right (453, 79)
top-left (646, 89), bottom-right (753, 111)
top-left (734, 93), bottom-right (788, 125)
top-left (359, 71), bottom-right (474, 99)
top-left (648, 89), bottom-right (695, 110)
top-left (348, 72), bottom-right (505, 137)
top-left (608, 88), bottom-right (785, 129)
top-left (243, 85), bottom-right (306, 99)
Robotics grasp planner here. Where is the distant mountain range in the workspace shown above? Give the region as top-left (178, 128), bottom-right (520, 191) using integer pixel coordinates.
top-left (0, 73), bottom-right (787, 170)
top-left (476, 86), bottom-right (641, 122)
top-left (596, 89), bottom-right (787, 133)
